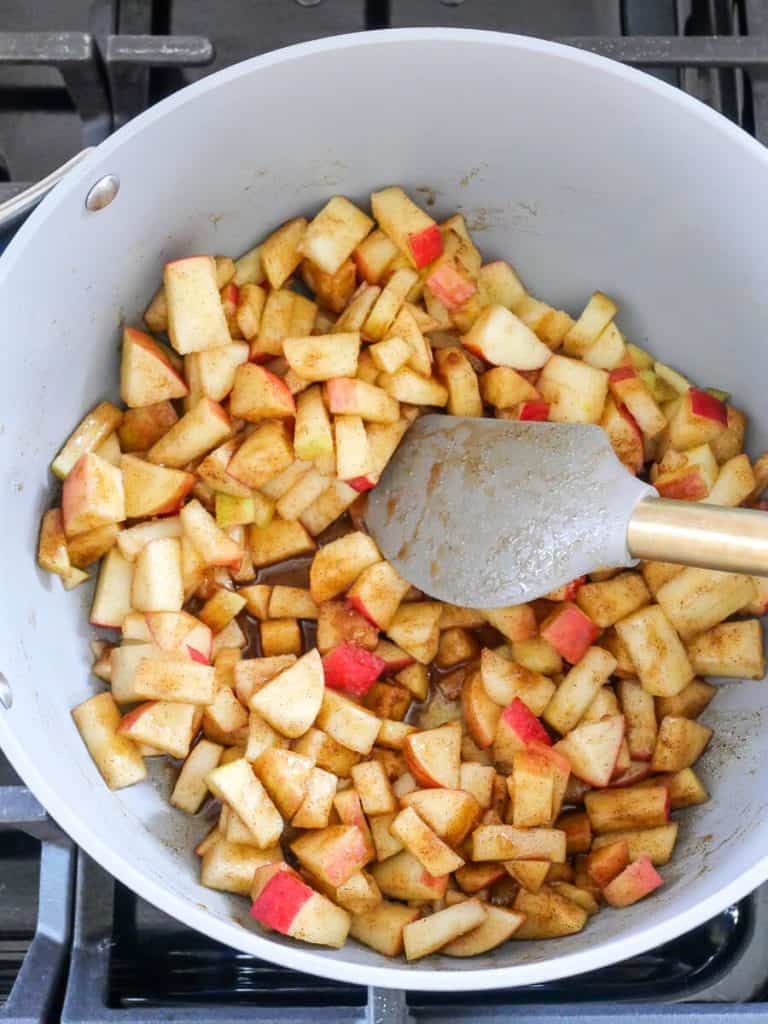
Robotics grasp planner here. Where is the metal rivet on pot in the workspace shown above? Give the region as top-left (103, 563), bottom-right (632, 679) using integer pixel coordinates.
top-left (0, 673), bottom-right (11, 711)
top-left (85, 174), bottom-right (120, 212)
top-left (295, 0), bottom-right (323, 6)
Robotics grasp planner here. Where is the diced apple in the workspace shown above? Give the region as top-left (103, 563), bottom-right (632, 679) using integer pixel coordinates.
top-left (512, 886), bottom-right (588, 938)
top-left (315, 689), bottom-right (381, 755)
top-left (250, 866), bottom-right (350, 947)
top-left (553, 715), bottom-right (625, 787)
top-left (608, 366), bottom-right (667, 439)
top-left (657, 567), bottom-right (756, 640)
top-left (249, 517), bottom-right (315, 568)
top-left (615, 605), bottom-right (693, 697)
top-left (371, 849), bottom-right (448, 901)
top-left (687, 618), bottom-right (764, 679)
top-left (294, 384), bottom-right (334, 462)
top-left (38, 508), bottom-right (71, 578)
top-left (617, 679), bottom-right (657, 761)
top-left (463, 305), bottom-right (550, 369)
top-left (667, 387), bottom-right (728, 450)
top-left (71, 692), bottom-right (147, 790)
top-left (378, 366), bottom-right (448, 407)
top-left (603, 855), bottom-right (663, 908)
top-left (591, 823), bottom-right (678, 866)
top-left (90, 547), bottom-right (134, 628)
top-left (403, 720), bottom-right (461, 789)
top-left (292, 824), bottom-right (370, 887)
top-left (147, 397), bottom-right (231, 467)
top-left (651, 716), bottom-right (712, 771)
top-left (201, 840), bottom-right (281, 895)
top-left (62, 453), bottom-right (125, 537)
top-left (133, 656), bottom-right (215, 704)
top-left (205, 758), bottom-right (283, 848)
top-left (164, 256), bottom-right (231, 354)
top-left (349, 900), bottom-right (420, 957)
top-left (131, 537), bottom-right (183, 612)
top-left (600, 397), bottom-right (644, 475)
top-left (309, 531), bottom-right (380, 603)
top-left (230, 364), bottom-right (295, 421)
top-left (253, 747), bottom-right (313, 819)
top-left (401, 788), bottom-right (481, 846)
top-left (471, 825), bottom-right (566, 863)
top-left (260, 217), bottom-right (307, 289)
top-left (118, 401), bottom-right (178, 453)
top-left (537, 354), bottom-right (609, 424)
top-left (170, 738), bottom-right (223, 813)
top-left (118, 700), bottom-right (196, 759)
top-left (492, 697), bottom-right (552, 772)
top-left (249, 648), bottom-right (324, 739)
top-left (283, 332), bottom-right (360, 381)
top-left (322, 643), bottom-right (387, 698)
top-left (180, 499), bottom-right (243, 568)
top-left (426, 262), bottom-right (477, 312)
top-left (403, 899), bottom-right (486, 960)
top-left (543, 647), bottom-right (617, 734)
top-left (540, 602), bottom-right (600, 665)
top-left (390, 805), bottom-right (465, 875)
top-left (480, 649), bottom-right (555, 715)
top-left (52, 401), bottom-right (123, 479)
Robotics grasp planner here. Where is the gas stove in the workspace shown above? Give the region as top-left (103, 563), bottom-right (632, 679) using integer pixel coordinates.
top-left (3, 1), bottom-right (768, 1021)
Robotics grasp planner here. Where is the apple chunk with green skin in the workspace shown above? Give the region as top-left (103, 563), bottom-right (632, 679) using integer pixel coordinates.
top-left (291, 825), bottom-right (371, 888)
top-left (249, 648), bottom-right (324, 739)
top-left (403, 720), bottom-right (461, 789)
top-left (120, 327), bottom-right (188, 407)
top-left (250, 865), bottom-right (350, 948)
top-left (62, 453), bottom-right (125, 537)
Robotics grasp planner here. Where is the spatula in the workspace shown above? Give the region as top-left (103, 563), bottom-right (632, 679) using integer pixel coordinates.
top-left (365, 415), bottom-right (768, 608)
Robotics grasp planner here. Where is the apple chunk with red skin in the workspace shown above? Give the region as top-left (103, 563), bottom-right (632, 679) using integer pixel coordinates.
top-left (602, 854), bottom-right (663, 907)
top-left (120, 327), bottom-right (188, 407)
top-left (540, 602), bottom-right (600, 664)
top-left (554, 714), bottom-right (625, 787)
top-left (229, 364), bottom-right (295, 421)
top-left (291, 824), bottom-right (371, 888)
top-left (403, 720), bottom-right (461, 789)
top-left (322, 643), bottom-right (387, 698)
top-left (121, 454), bottom-right (194, 519)
top-left (408, 224), bottom-right (443, 268)
top-left (426, 262), bottom-right (477, 311)
top-left (250, 864), bottom-right (350, 947)
top-left (62, 453), bottom-right (125, 537)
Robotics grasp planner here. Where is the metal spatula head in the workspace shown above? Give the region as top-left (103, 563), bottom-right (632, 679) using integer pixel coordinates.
top-left (366, 415), bottom-right (655, 608)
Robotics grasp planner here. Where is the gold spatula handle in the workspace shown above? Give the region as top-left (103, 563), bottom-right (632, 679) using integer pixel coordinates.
top-left (627, 497), bottom-right (768, 575)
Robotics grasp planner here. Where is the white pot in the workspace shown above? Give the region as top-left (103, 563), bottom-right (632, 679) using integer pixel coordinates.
top-left (1, 28), bottom-right (767, 991)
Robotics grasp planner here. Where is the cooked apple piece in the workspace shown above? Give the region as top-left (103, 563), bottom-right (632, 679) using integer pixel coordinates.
top-left (235, 282), bottom-right (267, 339)
top-left (600, 396), bottom-right (644, 474)
top-left (133, 656), bottom-right (215, 705)
top-left (348, 899), bottom-right (420, 957)
top-left (62, 453), bottom-right (125, 538)
top-left (656, 567), bottom-right (756, 640)
top-left (655, 678), bottom-right (716, 720)
top-left (260, 217), bottom-right (307, 289)
top-left (250, 865), bottom-right (350, 947)
top-left (315, 690), bottom-right (381, 755)
top-left (215, 492), bottom-right (272, 529)
top-left (72, 692), bottom-right (147, 790)
top-left (147, 397), bottom-right (231, 468)
top-left (480, 649), bottom-right (555, 715)
top-left (710, 405), bottom-right (747, 463)
top-left (143, 284), bottom-right (168, 333)
top-left (326, 377), bottom-right (399, 424)
top-left (253, 747), bottom-right (313, 819)
top-left (651, 716), bottom-right (712, 772)
top-left (38, 508), bottom-right (72, 578)
top-left (480, 365), bottom-right (539, 410)
top-left (492, 698), bottom-right (552, 772)
top-left (202, 679), bottom-right (248, 745)
top-left (243, 711), bottom-right (284, 763)
top-left (460, 669), bottom-right (501, 749)
top-left (307, 867), bottom-right (382, 916)
top-left (370, 335), bottom-right (411, 375)
top-left (332, 788), bottom-right (376, 860)
top-left (471, 825), bottom-right (566, 863)
top-left (249, 648), bottom-right (323, 739)
top-left (371, 187), bottom-right (442, 268)
top-left (291, 727), bottom-right (359, 779)
top-left (144, 610), bottom-right (212, 661)
top-left (393, 663), bottom-right (428, 704)
top-left (686, 619), bottom-right (764, 678)
top-left (224, 421), bottom-right (293, 491)
top-left (180, 499), bottom-right (243, 568)
top-left (89, 547), bottom-right (134, 628)
top-left (502, 859), bottom-right (549, 894)
top-left (512, 749), bottom-right (557, 828)
top-left (201, 841), bottom-right (281, 896)
top-left (461, 304), bottom-right (549, 370)
top-left (309, 531), bottom-right (380, 603)
top-left (316, 599), bottom-right (378, 655)
top-left (291, 824), bottom-right (371, 888)
top-left (454, 862), bottom-right (506, 894)
top-left (164, 256), bottom-right (231, 354)
top-left (205, 758), bottom-right (282, 848)
top-left (322, 643), bottom-right (387, 699)
top-left (435, 628), bottom-right (479, 669)
top-left (52, 401), bottom-right (124, 479)
top-left (346, 561), bottom-right (410, 632)
top-left (298, 196), bottom-right (373, 274)
top-left (371, 849), bottom-right (448, 901)
top-left (401, 789), bottom-right (481, 847)
top-left (283, 332), bottom-right (360, 382)
top-left (118, 700), bottom-right (196, 759)
top-left (639, 767), bottom-right (709, 809)
top-left (195, 439), bottom-right (251, 498)
top-left (260, 618), bottom-right (302, 657)
top-left (301, 257), bottom-right (357, 314)
top-left (297, 479), bottom-right (358, 535)
top-left (347, 761), bottom-right (396, 817)
top-left (170, 738), bottom-right (223, 813)
top-left (667, 387), bottom-right (728, 450)
top-left (614, 605), bottom-right (693, 697)
top-left (510, 637), bottom-right (563, 676)
top-left (554, 715), bottom-right (624, 787)
top-left (365, 812), bottom-right (403, 862)
top-left (291, 766), bottom-right (338, 829)
top-left (641, 561), bottom-right (684, 598)
top-left (551, 810), bottom-right (591, 856)
top-left (120, 455), bottom-right (194, 520)
top-left (458, 764), bottom-right (495, 811)
top-left (512, 886), bottom-right (588, 939)
top-left (118, 400), bottom-right (178, 453)
top-left (616, 679), bottom-right (657, 761)
top-left (403, 899), bottom-right (486, 961)
top-left (403, 720), bottom-right (461, 789)
top-left (249, 517), bottom-right (315, 568)
top-left (603, 855), bottom-right (663, 908)
top-left (390, 805), bottom-right (465, 876)
top-left (591, 823), bottom-right (678, 866)
top-left (537, 354), bottom-right (609, 424)
top-left (65, 522), bottom-right (119, 570)
top-left (539, 602), bottom-right (600, 665)
top-left (607, 366), bottom-right (667, 439)
top-left (543, 647), bottom-right (617, 734)
top-left (120, 327), bottom-right (188, 407)
top-left (294, 384), bottom-right (334, 462)
top-left (576, 572), bottom-right (651, 628)
top-left (229, 364), bottom-right (295, 422)
top-left (353, 228), bottom-right (399, 285)
top-left (585, 785), bottom-right (669, 834)
top-left (705, 453), bottom-right (756, 506)
top-left (266, 586), bottom-right (317, 622)
top-left (131, 537), bottom-right (183, 613)
top-left (387, 602), bottom-right (442, 665)
top-left (377, 366), bottom-right (448, 407)
top-left (562, 291), bottom-right (617, 356)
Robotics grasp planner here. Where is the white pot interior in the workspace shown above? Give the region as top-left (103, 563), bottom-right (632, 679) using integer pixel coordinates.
top-left (1, 29), bottom-right (768, 990)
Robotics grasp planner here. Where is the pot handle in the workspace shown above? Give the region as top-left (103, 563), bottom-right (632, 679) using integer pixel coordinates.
top-left (0, 147), bottom-right (95, 232)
